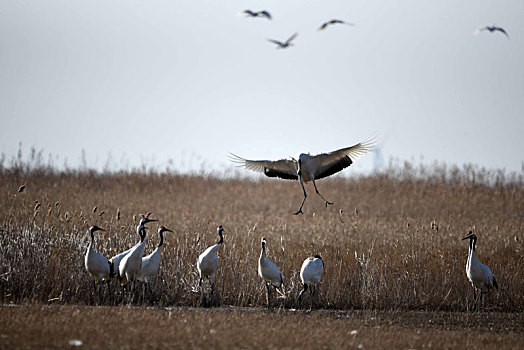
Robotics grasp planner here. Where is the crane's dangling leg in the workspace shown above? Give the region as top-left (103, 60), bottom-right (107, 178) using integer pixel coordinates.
top-left (106, 280), bottom-right (112, 304)
top-left (309, 285), bottom-right (314, 312)
top-left (479, 291), bottom-right (483, 312)
top-left (312, 179), bottom-right (333, 207)
top-left (298, 283), bottom-right (308, 303)
top-left (471, 287), bottom-right (478, 312)
top-left (92, 280), bottom-right (97, 305)
top-left (210, 275), bottom-right (216, 306)
top-left (293, 176), bottom-right (307, 215)
top-left (148, 283), bottom-right (156, 303)
top-left (266, 283), bottom-right (272, 309)
top-left (199, 277), bottom-right (206, 306)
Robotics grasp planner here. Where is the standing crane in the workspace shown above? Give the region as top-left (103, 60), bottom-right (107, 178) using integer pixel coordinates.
top-left (84, 225), bottom-right (111, 304)
top-left (298, 255), bottom-right (324, 311)
top-left (119, 218), bottom-right (157, 303)
top-left (230, 135), bottom-right (376, 214)
top-left (136, 226), bottom-right (174, 304)
top-left (109, 217), bottom-right (157, 280)
top-left (462, 231), bottom-right (498, 311)
top-left (197, 225), bottom-right (224, 306)
top-left (258, 237), bottom-right (284, 308)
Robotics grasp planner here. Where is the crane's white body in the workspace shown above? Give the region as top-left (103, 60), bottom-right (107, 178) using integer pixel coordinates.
top-left (463, 232), bottom-right (498, 311)
top-left (258, 238), bottom-right (283, 307)
top-left (84, 226), bottom-right (111, 304)
top-left (197, 226), bottom-right (224, 305)
top-left (197, 243), bottom-right (221, 283)
top-left (136, 246), bottom-right (162, 284)
top-left (230, 135), bottom-right (375, 214)
top-left (466, 248), bottom-right (496, 292)
top-left (109, 224), bottom-right (143, 278)
top-left (258, 249), bottom-right (283, 288)
top-left (299, 255), bottom-right (324, 310)
top-left (300, 257), bottom-right (324, 285)
top-left (110, 217), bottom-right (157, 282)
top-left (85, 228), bottom-right (110, 281)
top-left (137, 227), bottom-right (173, 284)
top-left (119, 232), bottom-right (146, 285)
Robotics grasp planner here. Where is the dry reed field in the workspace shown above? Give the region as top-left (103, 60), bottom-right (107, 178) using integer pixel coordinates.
top-left (0, 159), bottom-right (523, 347)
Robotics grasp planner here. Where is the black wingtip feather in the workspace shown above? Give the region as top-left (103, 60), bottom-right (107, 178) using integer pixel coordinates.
top-left (315, 156), bottom-right (353, 180)
top-left (264, 167), bottom-right (298, 180)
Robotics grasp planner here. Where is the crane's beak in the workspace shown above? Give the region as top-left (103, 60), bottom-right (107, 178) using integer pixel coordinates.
top-left (165, 228), bottom-right (174, 233)
top-left (461, 233), bottom-right (473, 240)
top-left (144, 218), bottom-right (158, 223)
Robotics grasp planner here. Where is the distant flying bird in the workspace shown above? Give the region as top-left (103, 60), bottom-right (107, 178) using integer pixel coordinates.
top-left (258, 237), bottom-right (284, 308)
top-left (244, 9), bottom-right (272, 20)
top-left (475, 25), bottom-right (509, 39)
top-left (299, 255), bottom-right (324, 311)
top-left (84, 225), bottom-right (111, 303)
top-left (319, 19), bottom-right (354, 30)
top-left (268, 32), bottom-right (298, 49)
top-left (462, 231), bottom-right (498, 311)
top-left (197, 225), bottom-right (224, 306)
top-left (136, 226), bottom-right (174, 303)
top-left (230, 135), bottom-right (376, 214)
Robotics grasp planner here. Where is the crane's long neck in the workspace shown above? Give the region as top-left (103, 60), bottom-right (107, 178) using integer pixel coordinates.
top-left (217, 231), bottom-right (223, 246)
top-left (88, 229), bottom-right (95, 251)
top-left (140, 227), bottom-right (147, 243)
top-left (158, 230), bottom-right (164, 248)
top-left (468, 237), bottom-right (477, 263)
top-left (136, 225), bottom-right (144, 240)
top-left (260, 242), bottom-right (266, 260)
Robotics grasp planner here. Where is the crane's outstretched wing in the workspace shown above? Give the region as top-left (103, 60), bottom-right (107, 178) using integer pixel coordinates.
top-left (243, 9), bottom-right (257, 16)
top-left (495, 27), bottom-right (510, 38)
top-left (268, 39), bottom-right (284, 46)
top-left (286, 32), bottom-right (298, 45)
top-left (474, 26), bottom-right (488, 35)
top-left (310, 134), bottom-right (377, 180)
top-left (229, 153), bottom-right (298, 180)
top-left (260, 10), bottom-right (272, 19)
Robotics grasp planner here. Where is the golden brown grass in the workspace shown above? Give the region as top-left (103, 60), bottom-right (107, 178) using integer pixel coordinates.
top-left (0, 162), bottom-right (522, 311)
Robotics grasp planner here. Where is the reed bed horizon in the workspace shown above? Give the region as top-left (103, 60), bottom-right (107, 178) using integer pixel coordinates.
top-left (0, 157), bottom-right (522, 311)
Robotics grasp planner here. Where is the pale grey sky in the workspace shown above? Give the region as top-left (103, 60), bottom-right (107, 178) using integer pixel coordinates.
top-left (1, 0), bottom-right (523, 174)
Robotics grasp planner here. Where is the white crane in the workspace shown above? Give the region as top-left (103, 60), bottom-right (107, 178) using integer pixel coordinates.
top-left (109, 217), bottom-right (157, 280)
top-left (298, 255), bottom-right (324, 311)
top-left (84, 225), bottom-right (111, 303)
top-left (319, 19), bottom-right (354, 30)
top-left (475, 25), bottom-right (510, 39)
top-left (267, 33), bottom-right (298, 49)
top-left (258, 237), bottom-right (284, 308)
top-left (118, 217), bottom-right (157, 303)
top-left (230, 135), bottom-right (376, 214)
top-left (462, 231), bottom-right (498, 311)
top-left (136, 226), bottom-right (174, 303)
top-left (197, 225), bottom-right (224, 305)
top-left (243, 9), bottom-right (272, 20)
